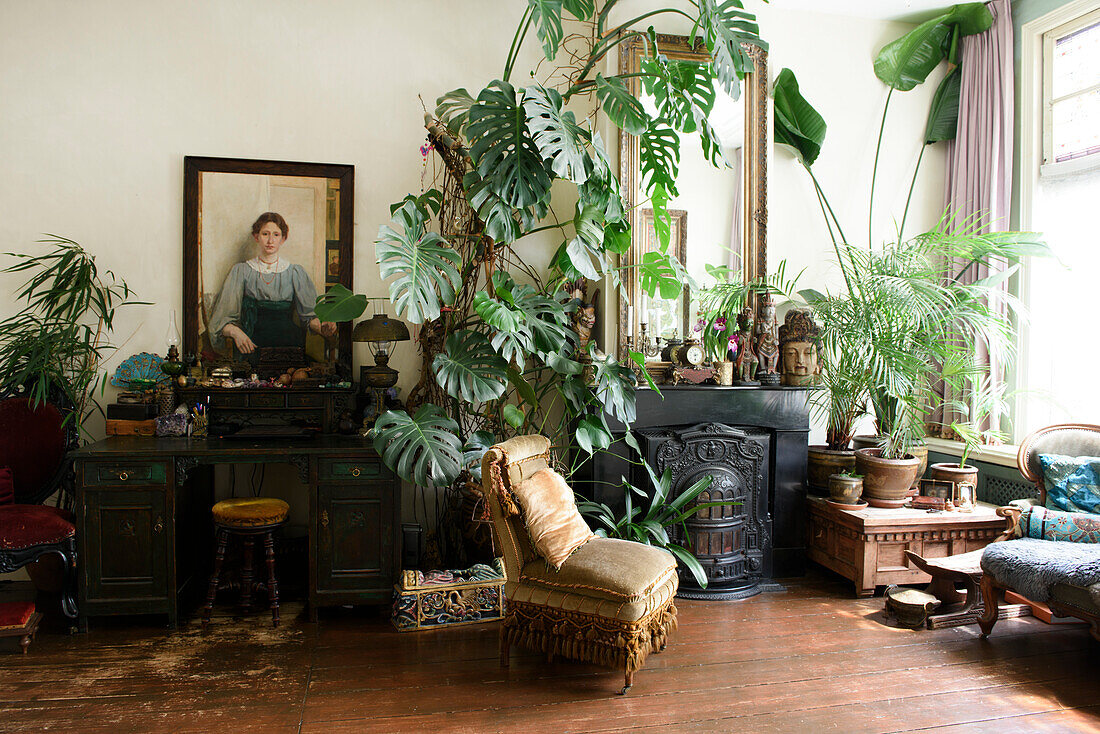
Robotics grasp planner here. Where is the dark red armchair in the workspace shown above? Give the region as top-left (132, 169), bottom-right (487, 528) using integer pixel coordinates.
top-left (0, 395), bottom-right (79, 620)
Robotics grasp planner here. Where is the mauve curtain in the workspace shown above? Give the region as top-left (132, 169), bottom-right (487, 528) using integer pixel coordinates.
top-left (936, 0), bottom-right (1014, 434)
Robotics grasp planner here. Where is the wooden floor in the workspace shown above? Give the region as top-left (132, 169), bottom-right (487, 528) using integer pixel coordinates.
top-left (1, 570), bottom-right (1098, 733)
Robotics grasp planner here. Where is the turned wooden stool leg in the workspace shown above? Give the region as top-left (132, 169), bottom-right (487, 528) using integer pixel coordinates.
top-left (239, 536), bottom-right (255, 613)
top-left (20, 634), bottom-right (30, 654)
top-left (202, 528), bottom-right (230, 629)
top-left (262, 530), bottom-right (280, 628)
top-left (499, 632), bottom-right (510, 669)
top-left (620, 670), bottom-right (634, 695)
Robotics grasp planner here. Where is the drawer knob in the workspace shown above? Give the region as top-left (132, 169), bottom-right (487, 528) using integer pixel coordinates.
top-left (351, 467), bottom-right (361, 477)
top-left (118, 471), bottom-right (129, 482)
top-left (153, 516), bottom-right (164, 534)
top-left (321, 510), bottom-right (330, 528)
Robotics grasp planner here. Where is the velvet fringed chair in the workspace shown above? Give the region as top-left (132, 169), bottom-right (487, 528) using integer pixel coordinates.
top-left (482, 435), bottom-right (679, 695)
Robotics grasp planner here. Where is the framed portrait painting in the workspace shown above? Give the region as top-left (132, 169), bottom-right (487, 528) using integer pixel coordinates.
top-left (183, 156), bottom-right (353, 369)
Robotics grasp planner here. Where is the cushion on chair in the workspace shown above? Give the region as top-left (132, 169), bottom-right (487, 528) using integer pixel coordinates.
top-left (0, 398), bottom-right (66, 503)
top-left (514, 537), bottom-right (679, 621)
top-left (0, 601), bottom-right (36, 630)
top-left (981, 538), bottom-right (1100, 602)
top-left (0, 505), bottom-right (75, 550)
top-left (1038, 453), bottom-right (1100, 514)
top-left (211, 497), bottom-right (289, 528)
top-left (511, 467), bottom-right (594, 569)
top-left (1018, 505), bottom-right (1100, 543)
top-left (0, 466), bottom-right (13, 506)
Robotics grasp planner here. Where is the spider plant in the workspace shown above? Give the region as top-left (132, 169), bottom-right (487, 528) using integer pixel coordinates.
top-left (577, 462), bottom-right (725, 588)
top-left (0, 236), bottom-right (146, 438)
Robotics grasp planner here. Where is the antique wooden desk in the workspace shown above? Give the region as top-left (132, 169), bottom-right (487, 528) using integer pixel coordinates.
top-left (805, 496), bottom-right (1009, 597)
top-left (72, 435), bottom-right (398, 629)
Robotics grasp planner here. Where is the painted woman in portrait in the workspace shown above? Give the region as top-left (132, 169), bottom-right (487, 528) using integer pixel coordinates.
top-left (207, 212), bottom-right (336, 356)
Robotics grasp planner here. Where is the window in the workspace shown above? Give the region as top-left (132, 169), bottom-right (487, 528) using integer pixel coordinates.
top-left (1018, 2), bottom-right (1100, 439)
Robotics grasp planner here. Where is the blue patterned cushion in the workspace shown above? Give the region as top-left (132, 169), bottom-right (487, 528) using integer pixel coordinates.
top-left (1038, 453), bottom-right (1100, 514)
top-left (1019, 505), bottom-right (1100, 543)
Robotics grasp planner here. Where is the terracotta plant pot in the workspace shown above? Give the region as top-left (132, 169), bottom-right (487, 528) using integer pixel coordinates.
top-left (852, 435), bottom-right (927, 491)
top-left (828, 473), bottom-right (864, 505)
top-left (929, 462), bottom-right (978, 489)
top-left (855, 448), bottom-right (921, 508)
top-left (807, 446), bottom-right (856, 496)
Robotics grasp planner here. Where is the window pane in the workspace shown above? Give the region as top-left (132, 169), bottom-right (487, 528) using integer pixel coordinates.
top-left (1052, 20), bottom-right (1100, 99)
top-left (1052, 89), bottom-right (1100, 162)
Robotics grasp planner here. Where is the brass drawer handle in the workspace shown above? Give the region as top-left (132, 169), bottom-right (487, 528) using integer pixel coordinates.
top-left (351, 467), bottom-right (361, 477)
top-left (321, 510), bottom-right (330, 528)
top-left (153, 516), bottom-right (164, 534)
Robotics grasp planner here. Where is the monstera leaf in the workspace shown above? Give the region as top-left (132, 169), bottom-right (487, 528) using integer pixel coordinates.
top-left (372, 405), bottom-right (463, 488)
top-left (773, 68), bottom-right (827, 166)
top-left (376, 198), bottom-right (462, 324)
top-left (642, 57), bottom-right (717, 133)
top-left (523, 85), bottom-right (590, 184)
top-left (435, 88), bottom-right (477, 134)
top-left (467, 80), bottom-right (553, 209)
top-left (595, 74), bottom-right (648, 136)
top-left (874, 3), bottom-right (992, 91)
top-left (462, 171), bottom-right (522, 244)
top-left (640, 118), bottom-right (680, 194)
top-left (528, 0), bottom-right (564, 60)
top-left (565, 202), bottom-right (609, 280)
top-left (509, 283), bottom-right (575, 358)
top-left (592, 352), bottom-right (637, 425)
top-left (697, 0), bottom-right (761, 100)
top-left (463, 430), bottom-right (498, 481)
top-left (575, 413), bottom-right (612, 455)
top-left (475, 289), bottom-right (535, 368)
top-left (432, 329), bottom-right (509, 403)
top-left (563, 0), bottom-right (594, 20)
top-left (639, 250), bottom-right (685, 300)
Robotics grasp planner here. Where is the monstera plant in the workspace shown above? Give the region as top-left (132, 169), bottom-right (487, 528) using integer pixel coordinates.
top-left (317, 1), bottom-right (767, 500)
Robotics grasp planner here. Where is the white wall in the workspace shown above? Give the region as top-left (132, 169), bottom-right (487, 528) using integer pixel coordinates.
top-left (0, 2), bottom-right (947, 460)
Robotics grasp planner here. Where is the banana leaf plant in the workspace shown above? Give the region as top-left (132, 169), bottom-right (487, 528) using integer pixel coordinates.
top-left (316, 1), bottom-right (767, 496)
top-left (771, 4), bottom-right (1051, 459)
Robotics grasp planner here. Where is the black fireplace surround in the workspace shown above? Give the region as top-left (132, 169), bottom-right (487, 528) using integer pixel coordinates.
top-left (580, 385), bottom-right (812, 599)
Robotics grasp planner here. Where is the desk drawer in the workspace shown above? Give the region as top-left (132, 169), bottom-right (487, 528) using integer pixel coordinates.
top-left (208, 394), bottom-right (249, 408)
top-left (320, 458), bottom-right (383, 481)
top-left (250, 393), bottom-right (286, 408)
top-left (84, 461), bottom-right (167, 486)
top-left (287, 393), bottom-right (323, 408)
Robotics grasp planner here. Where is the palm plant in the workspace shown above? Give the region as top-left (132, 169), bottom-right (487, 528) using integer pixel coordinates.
top-left (772, 3), bottom-right (1050, 460)
top-left (0, 236), bottom-right (145, 438)
top-left (316, 1), bottom-right (768, 490)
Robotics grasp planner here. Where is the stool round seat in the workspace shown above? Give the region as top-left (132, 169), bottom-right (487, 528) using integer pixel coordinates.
top-left (211, 498), bottom-right (289, 528)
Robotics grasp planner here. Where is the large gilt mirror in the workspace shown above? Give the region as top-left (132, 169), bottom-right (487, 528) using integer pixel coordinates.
top-left (618, 34), bottom-right (767, 358)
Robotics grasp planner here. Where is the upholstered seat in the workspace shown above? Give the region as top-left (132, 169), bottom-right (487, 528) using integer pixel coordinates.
top-left (0, 505), bottom-right (75, 550)
top-left (211, 497), bottom-right (289, 528)
top-left (484, 435), bottom-right (679, 694)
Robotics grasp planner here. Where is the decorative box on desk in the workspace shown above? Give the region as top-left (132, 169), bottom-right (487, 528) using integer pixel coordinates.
top-left (391, 559), bottom-right (506, 631)
top-left (806, 496), bottom-right (1009, 597)
top-left (176, 386), bottom-right (354, 435)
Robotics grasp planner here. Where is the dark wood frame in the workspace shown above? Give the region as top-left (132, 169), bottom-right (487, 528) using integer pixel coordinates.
top-left (617, 34), bottom-right (767, 358)
top-left (182, 156), bottom-right (354, 370)
top-left (638, 208), bottom-right (689, 339)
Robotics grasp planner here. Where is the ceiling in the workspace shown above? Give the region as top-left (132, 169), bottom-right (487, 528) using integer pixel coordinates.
top-left (773, 0), bottom-right (959, 23)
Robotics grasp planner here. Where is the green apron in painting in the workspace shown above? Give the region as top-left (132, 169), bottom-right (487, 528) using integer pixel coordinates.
top-left (240, 295), bottom-right (303, 349)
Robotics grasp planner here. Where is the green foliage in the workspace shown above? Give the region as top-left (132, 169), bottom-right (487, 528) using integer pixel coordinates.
top-left (435, 88), bottom-right (477, 135)
top-left (314, 283), bottom-right (367, 324)
top-left (371, 406), bottom-right (464, 487)
top-left (528, 0), bottom-right (565, 60)
top-left (523, 85), bottom-right (590, 184)
top-left (773, 68), bottom-right (826, 166)
top-left (873, 3), bottom-right (992, 91)
top-left (577, 463), bottom-right (726, 588)
top-left (376, 196), bottom-right (462, 324)
top-left (695, 0), bottom-right (762, 101)
top-left (431, 330), bottom-right (509, 403)
top-left (0, 236), bottom-right (146, 438)
top-left (925, 67), bottom-right (962, 143)
top-left (594, 74), bottom-right (648, 135)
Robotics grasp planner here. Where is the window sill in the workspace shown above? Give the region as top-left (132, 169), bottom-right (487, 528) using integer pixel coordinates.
top-left (923, 437), bottom-right (1019, 469)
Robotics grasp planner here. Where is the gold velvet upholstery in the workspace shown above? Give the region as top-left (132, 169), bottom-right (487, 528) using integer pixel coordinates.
top-left (511, 467), bottom-right (594, 569)
top-left (211, 497), bottom-right (290, 528)
top-left (483, 435), bottom-right (679, 694)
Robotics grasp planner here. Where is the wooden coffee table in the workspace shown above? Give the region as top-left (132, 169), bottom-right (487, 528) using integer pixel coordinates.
top-left (806, 497), bottom-right (1011, 598)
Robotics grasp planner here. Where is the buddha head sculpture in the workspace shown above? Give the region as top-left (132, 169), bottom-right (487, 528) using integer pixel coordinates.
top-left (777, 308), bottom-right (822, 386)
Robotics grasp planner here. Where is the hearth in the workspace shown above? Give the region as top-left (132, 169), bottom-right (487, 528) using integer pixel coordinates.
top-left (639, 423), bottom-right (771, 599)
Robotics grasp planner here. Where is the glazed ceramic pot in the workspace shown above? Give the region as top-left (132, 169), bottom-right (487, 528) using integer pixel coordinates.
top-left (828, 473), bottom-right (864, 505)
top-left (929, 462), bottom-right (979, 489)
top-left (807, 446), bottom-right (856, 495)
top-left (855, 448), bottom-right (921, 508)
top-left (852, 435), bottom-right (927, 491)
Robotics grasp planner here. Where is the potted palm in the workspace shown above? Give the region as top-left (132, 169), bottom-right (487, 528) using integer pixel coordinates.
top-left (928, 375), bottom-right (1008, 490)
top-left (772, 4), bottom-right (1049, 507)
